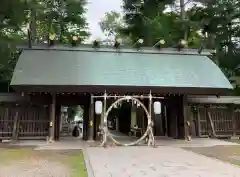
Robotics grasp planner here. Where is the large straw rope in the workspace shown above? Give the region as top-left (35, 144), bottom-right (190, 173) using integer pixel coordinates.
top-left (100, 96), bottom-right (155, 147)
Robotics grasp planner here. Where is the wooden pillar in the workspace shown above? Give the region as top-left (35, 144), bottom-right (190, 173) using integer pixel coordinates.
top-left (54, 104), bottom-right (61, 141)
top-left (179, 95), bottom-right (188, 139)
top-left (196, 105), bottom-right (201, 137)
top-left (168, 96), bottom-right (178, 139)
top-left (163, 104), bottom-right (168, 137)
top-left (184, 102), bottom-right (192, 140)
top-left (83, 100), bottom-right (89, 141)
top-left (88, 94), bottom-right (94, 141)
top-left (49, 93), bottom-right (56, 142)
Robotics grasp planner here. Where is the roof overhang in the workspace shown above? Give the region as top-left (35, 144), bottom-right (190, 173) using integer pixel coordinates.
top-left (11, 46), bottom-right (233, 94)
top-left (188, 95), bottom-right (240, 104)
top-left (11, 85), bottom-right (230, 95)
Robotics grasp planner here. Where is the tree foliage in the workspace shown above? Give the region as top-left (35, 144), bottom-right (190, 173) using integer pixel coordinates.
top-left (98, 0), bottom-right (240, 94)
top-left (0, 0), bottom-right (89, 83)
top-left (30, 0), bottom-right (89, 43)
top-left (0, 0), bottom-right (28, 82)
top-left (119, 0), bottom-right (240, 69)
top-left (121, 0), bottom-right (175, 45)
top-left (99, 11), bottom-right (123, 38)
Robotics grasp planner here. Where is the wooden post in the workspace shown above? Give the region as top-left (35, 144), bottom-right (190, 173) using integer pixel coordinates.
top-left (116, 116), bottom-right (119, 131)
top-left (148, 93), bottom-right (152, 125)
top-left (88, 94), bottom-right (94, 141)
top-left (100, 99), bottom-right (104, 126)
top-left (164, 105), bottom-right (168, 137)
top-left (12, 111), bottom-right (19, 141)
top-left (49, 93), bottom-right (56, 142)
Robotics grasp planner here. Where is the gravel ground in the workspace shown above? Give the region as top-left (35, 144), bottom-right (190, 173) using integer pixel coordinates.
top-left (0, 158), bottom-right (70, 177)
top-left (0, 146), bottom-right (84, 177)
top-left (183, 145), bottom-right (240, 166)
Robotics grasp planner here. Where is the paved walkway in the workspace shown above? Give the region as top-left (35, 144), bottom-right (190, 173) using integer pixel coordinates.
top-left (5, 138), bottom-right (240, 177)
top-left (85, 146), bottom-right (240, 177)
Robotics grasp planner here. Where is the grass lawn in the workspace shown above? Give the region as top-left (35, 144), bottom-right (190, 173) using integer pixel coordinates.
top-left (62, 151), bottom-right (88, 177)
top-left (0, 144), bottom-right (88, 177)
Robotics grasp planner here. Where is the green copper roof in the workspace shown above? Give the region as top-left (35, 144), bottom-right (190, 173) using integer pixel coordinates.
top-left (10, 48), bottom-right (232, 89)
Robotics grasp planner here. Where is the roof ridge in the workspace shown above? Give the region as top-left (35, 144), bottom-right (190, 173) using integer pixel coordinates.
top-left (18, 44), bottom-right (211, 56)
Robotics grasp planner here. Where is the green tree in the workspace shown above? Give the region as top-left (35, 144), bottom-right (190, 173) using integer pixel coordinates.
top-left (99, 11), bottom-right (123, 38)
top-left (0, 0), bottom-right (29, 82)
top-left (121, 0), bottom-right (175, 45)
top-left (99, 11), bottom-right (131, 44)
top-left (0, 0), bottom-right (90, 83)
top-left (195, 0), bottom-right (240, 70)
top-left (29, 0), bottom-right (89, 43)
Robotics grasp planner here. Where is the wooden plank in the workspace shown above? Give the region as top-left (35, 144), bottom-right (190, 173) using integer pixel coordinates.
top-left (207, 111), bottom-right (217, 137)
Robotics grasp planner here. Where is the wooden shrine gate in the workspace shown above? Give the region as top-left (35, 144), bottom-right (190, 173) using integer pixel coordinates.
top-left (189, 105), bottom-right (240, 137)
top-left (0, 104), bottom-right (49, 140)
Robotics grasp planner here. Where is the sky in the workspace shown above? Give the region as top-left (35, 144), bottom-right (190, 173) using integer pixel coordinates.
top-left (86, 0), bottom-right (122, 41)
top-left (85, 0), bottom-right (197, 42)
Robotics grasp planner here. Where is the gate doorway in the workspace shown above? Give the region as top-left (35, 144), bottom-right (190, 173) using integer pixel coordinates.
top-left (59, 105), bottom-right (84, 139)
top-left (92, 92), bottom-right (162, 146)
top-left (93, 100), bottom-right (135, 141)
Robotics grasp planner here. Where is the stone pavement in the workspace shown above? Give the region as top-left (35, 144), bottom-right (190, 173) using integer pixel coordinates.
top-left (85, 146), bottom-right (240, 177)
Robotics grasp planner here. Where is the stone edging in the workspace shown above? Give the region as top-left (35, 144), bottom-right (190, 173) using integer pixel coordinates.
top-left (82, 147), bottom-right (95, 177)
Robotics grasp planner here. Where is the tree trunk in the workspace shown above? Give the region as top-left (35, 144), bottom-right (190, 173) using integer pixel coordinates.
top-left (30, 8), bottom-right (37, 44)
top-left (180, 0), bottom-right (187, 40)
